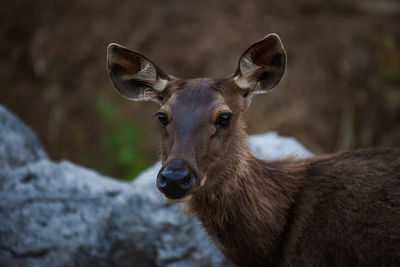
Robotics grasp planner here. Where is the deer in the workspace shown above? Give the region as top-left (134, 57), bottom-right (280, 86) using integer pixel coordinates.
top-left (107, 34), bottom-right (400, 266)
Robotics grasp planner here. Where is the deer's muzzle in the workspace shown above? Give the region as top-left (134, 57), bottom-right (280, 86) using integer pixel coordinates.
top-left (156, 158), bottom-right (195, 199)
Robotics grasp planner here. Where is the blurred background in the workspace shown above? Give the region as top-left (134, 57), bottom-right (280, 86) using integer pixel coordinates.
top-left (1, 0), bottom-right (399, 180)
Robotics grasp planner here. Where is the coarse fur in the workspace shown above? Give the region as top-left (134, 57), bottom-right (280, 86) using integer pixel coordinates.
top-left (107, 34), bottom-right (400, 266)
top-left (190, 146), bottom-right (400, 266)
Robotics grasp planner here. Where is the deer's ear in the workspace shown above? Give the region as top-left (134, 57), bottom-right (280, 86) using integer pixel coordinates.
top-left (234, 34), bottom-right (286, 94)
top-left (107, 43), bottom-right (170, 103)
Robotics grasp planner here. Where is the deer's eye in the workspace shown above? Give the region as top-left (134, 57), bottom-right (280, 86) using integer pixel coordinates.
top-left (156, 112), bottom-right (169, 128)
top-left (216, 113), bottom-right (232, 129)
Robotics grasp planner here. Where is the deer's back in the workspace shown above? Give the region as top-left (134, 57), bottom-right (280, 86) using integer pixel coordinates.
top-left (281, 148), bottom-right (400, 266)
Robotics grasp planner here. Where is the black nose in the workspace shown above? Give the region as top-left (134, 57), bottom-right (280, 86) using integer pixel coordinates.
top-left (157, 158), bottom-right (193, 199)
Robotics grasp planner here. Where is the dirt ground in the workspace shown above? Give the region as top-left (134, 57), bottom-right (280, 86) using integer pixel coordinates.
top-left (1, 0), bottom-right (399, 179)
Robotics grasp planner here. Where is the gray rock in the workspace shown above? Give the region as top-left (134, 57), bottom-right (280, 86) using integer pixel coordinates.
top-left (0, 105), bottom-right (47, 175)
top-left (248, 132), bottom-right (313, 160)
top-left (0, 160), bottom-right (227, 266)
top-left (0, 104), bottom-right (312, 266)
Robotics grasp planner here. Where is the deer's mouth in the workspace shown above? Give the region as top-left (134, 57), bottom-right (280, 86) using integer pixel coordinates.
top-left (165, 194), bottom-right (193, 203)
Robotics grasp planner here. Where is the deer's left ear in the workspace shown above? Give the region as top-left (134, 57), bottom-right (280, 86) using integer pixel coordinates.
top-left (234, 34), bottom-right (286, 94)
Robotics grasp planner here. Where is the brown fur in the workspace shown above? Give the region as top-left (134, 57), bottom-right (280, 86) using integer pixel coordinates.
top-left (107, 34), bottom-right (400, 266)
top-left (188, 130), bottom-right (400, 266)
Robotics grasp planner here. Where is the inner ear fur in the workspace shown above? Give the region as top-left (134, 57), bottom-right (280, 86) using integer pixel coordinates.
top-left (107, 43), bottom-right (171, 103)
top-left (234, 33), bottom-right (286, 94)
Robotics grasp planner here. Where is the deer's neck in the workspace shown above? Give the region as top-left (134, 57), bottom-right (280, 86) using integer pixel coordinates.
top-left (188, 134), bottom-right (307, 266)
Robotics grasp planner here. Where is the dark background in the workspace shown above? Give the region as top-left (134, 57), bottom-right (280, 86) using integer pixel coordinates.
top-left (1, 0), bottom-right (399, 180)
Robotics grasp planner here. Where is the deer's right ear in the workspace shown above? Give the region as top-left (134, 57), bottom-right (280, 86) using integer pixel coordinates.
top-left (107, 43), bottom-right (170, 103)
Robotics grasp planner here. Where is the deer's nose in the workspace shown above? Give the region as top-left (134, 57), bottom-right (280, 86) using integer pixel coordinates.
top-left (157, 158), bottom-right (193, 199)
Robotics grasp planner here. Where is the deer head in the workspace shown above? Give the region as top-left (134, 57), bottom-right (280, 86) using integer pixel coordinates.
top-left (107, 34), bottom-right (286, 201)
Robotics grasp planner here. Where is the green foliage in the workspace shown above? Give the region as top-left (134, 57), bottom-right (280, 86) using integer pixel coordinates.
top-left (94, 95), bottom-right (151, 180)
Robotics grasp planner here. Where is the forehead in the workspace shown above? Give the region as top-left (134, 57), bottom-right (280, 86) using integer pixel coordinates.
top-left (166, 79), bottom-right (225, 114)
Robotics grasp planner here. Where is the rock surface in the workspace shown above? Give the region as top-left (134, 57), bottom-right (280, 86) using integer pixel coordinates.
top-left (0, 106), bottom-right (47, 176)
top-left (0, 104), bottom-right (312, 266)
